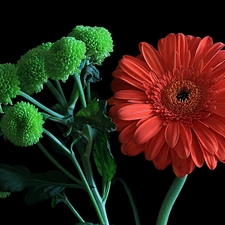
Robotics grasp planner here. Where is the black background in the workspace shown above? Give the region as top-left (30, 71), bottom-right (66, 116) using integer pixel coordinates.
top-left (0, 2), bottom-right (225, 225)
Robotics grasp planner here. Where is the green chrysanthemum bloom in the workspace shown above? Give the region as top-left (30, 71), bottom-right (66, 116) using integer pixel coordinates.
top-left (16, 42), bottom-right (52, 95)
top-left (68, 25), bottom-right (113, 65)
top-left (0, 63), bottom-right (20, 106)
top-left (0, 101), bottom-right (44, 147)
top-left (44, 37), bottom-right (86, 82)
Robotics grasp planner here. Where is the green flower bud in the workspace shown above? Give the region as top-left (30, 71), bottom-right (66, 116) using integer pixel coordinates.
top-left (44, 37), bottom-right (86, 82)
top-left (0, 101), bottom-right (44, 147)
top-left (0, 191), bottom-right (11, 199)
top-left (0, 63), bottom-right (20, 106)
top-left (16, 42), bottom-right (52, 95)
top-left (68, 25), bottom-right (113, 65)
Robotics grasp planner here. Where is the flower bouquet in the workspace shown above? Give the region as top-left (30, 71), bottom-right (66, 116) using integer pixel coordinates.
top-left (0, 25), bottom-right (225, 225)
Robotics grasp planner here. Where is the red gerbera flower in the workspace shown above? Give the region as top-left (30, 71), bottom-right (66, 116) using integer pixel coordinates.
top-left (108, 33), bottom-right (225, 177)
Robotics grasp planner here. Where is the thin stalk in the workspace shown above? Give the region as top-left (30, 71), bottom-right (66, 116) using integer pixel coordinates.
top-left (58, 192), bottom-right (85, 223)
top-left (156, 175), bottom-right (188, 225)
top-left (45, 80), bottom-right (66, 106)
top-left (70, 151), bottom-right (107, 225)
top-left (86, 82), bottom-right (91, 104)
top-left (112, 177), bottom-right (141, 225)
top-left (19, 91), bottom-right (66, 119)
top-left (73, 74), bottom-right (87, 108)
top-left (54, 80), bottom-right (67, 103)
top-left (37, 142), bottom-right (82, 185)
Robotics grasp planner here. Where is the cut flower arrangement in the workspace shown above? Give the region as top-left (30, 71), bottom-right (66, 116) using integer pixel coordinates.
top-left (0, 25), bottom-right (225, 225)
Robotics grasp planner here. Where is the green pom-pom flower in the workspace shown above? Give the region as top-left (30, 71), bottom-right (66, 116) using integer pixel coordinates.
top-left (0, 63), bottom-right (20, 106)
top-left (44, 37), bottom-right (86, 82)
top-left (0, 101), bottom-right (44, 147)
top-left (68, 25), bottom-right (113, 65)
top-left (16, 42), bottom-right (52, 95)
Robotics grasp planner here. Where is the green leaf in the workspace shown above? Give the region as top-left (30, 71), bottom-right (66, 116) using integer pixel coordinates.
top-left (0, 164), bottom-right (80, 205)
top-left (93, 132), bottom-right (117, 200)
top-left (74, 100), bottom-right (116, 133)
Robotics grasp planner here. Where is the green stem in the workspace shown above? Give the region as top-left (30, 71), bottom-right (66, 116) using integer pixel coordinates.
top-left (19, 91), bottom-right (66, 119)
top-left (112, 177), bottom-right (141, 225)
top-left (81, 155), bottom-right (109, 225)
top-left (73, 73), bottom-right (87, 108)
top-left (36, 142), bottom-right (82, 185)
top-left (156, 175), bottom-right (188, 225)
top-left (86, 82), bottom-right (91, 104)
top-left (45, 80), bottom-right (66, 106)
top-left (67, 78), bottom-right (80, 113)
top-left (58, 192), bottom-right (85, 223)
top-left (70, 151), bottom-right (107, 225)
top-left (43, 128), bottom-right (71, 155)
top-left (55, 80), bottom-right (67, 103)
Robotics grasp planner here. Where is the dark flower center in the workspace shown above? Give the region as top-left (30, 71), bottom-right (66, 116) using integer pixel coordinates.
top-left (161, 80), bottom-right (202, 115)
top-left (176, 88), bottom-right (190, 102)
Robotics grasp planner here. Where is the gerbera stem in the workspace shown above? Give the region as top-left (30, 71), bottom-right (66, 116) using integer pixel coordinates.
top-left (155, 175), bottom-right (188, 225)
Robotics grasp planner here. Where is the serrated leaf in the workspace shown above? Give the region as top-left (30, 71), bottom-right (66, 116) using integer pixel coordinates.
top-left (74, 100), bottom-right (116, 133)
top-left (0, 164), bottom-right (81, 205)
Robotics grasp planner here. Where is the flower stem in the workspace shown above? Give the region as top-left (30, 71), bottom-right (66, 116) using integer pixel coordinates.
top-left (36, 141), bottom-right (82, 185)
top-left (73, 73), bottom-right (87, 108)
top-left (45, 80), bottom-right (66, 107)
top-left (19, 91), bottom-right (66, 119)
top-left (58, 192), bottom-right (85, 223)
top-left (156, 175), bottom-right (188, 225)
top-left (112, 177), bottom-right (141, 225)
top-left (70, 151), bottom-right (108, 225)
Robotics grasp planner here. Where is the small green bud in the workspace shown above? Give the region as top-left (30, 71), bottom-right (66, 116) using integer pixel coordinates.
top-left (68, 25), bottom-right (113, 65)
top-left (0, 191), bottom-right (11, 199)
top-left (44, 37), bottom-right (86, 82)
top-left (0, 101), bottom-right (44, 147)
top-left (0, 63), bottom-right (20, 106)
top-left (16, 42), bottom-right (53, 95)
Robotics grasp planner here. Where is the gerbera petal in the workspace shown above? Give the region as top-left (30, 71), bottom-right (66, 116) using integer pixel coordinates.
top-left (201, 116), bottom-right (225, 137)
top-left (111, 117), bottom-right (132, 131)
top-left (190, 132), bottom-right (204, 167)
top-left (112, 69), bottom-right (146, 91)
top-left (117, 104), bottom-right (154, 120)
top-left (176, 33), bottom-right (188, 66)
top-left (173, 123), bottom-right (192, 159)
top-left (171, 151), bottom-right (195, 177)
top-left (193, 36), bottom-right (213, 67)
top-left (201, 43), bottom-right (225, 71)
top-left (121, 140), bottom-right (144, 156)
top-left (165, 121), bottom-right (180, 148)
top-left (114, 90), bottom-right (149, 102)
top-left (118, 122), bottom-right (137, 144)
top-left (158, 33), bottom-right (176, 71)
top-left (188, 36), bottom-right (201, 66)
top-left (111, 77), bottom-right (140, 93)
top-left (213, 103), bottom-right (225, 117)
top-left (134, 116), bottom-right (164, 144)
top-left (139, 42), bottom-right (165, 75)
top-left (119, 56), bottom-right (152, 84)
top-left (201, 149), bottom-right (218, 170)
top-left (144, 127), bottom-right (166, 160)
top-left (211, 131), bottom-right (225, 161)
top-left (152, 143), bottom-right (171, 170)
top-left (192, 121), bottom-right (218, 155)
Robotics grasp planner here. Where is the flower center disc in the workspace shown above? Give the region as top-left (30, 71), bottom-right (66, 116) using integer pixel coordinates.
top-left (162, 80), bottom-right (202, 115)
